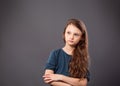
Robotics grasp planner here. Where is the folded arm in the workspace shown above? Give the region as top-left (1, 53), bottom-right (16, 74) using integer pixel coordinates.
top-left (43, 69), bottom-right (87, 86)
top-left (43, 69), bottom-right (71, 86)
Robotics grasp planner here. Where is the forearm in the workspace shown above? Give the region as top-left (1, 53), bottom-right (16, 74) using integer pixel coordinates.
top-left (61, 75), bottom-right (87, 86)
top-left (50, 81), bottom-right (72, 86)
top-left (43, 70), bottom-right (87, 86)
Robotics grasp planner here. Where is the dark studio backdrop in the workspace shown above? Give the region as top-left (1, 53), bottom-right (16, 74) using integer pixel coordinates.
top-left (0, 0), bottom-right (120, 86)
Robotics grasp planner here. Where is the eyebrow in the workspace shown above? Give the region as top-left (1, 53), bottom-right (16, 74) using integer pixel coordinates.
top-left (66, 31), bottom-right (81, 36)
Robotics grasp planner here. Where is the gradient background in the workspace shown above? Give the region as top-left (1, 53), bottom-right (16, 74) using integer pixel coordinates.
top-left (0, 0), bottom-right (120, 86)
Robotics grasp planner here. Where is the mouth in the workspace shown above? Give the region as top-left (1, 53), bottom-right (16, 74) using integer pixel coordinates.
top-left (68, 40), bottom-right (74, 43)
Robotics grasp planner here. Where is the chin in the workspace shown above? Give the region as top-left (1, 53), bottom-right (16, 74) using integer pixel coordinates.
top-left (68, 44), bottom-right (76, 47)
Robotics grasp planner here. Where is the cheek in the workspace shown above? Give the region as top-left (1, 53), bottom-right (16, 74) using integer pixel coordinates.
top-left (64, 34), bottom-right (67, 40)
top-left (63, 34), bottom-right (67, 42)
top-left (75, 37), bottom-right (81, 43)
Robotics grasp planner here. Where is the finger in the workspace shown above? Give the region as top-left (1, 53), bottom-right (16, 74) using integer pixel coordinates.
top-left (43, 75), bottom-right (51, 78)
top-left (44, 77), bottom-right (51, 80)
top-left (44, 80), bottom-right (52, 84)
top-left (43, 74), bottom-right (51, 77)
top-left (44, 78), bottom-right (53, 83)
top-left (42, 75), bottom-right (46, 78)
top-left (44, 74), bottom-right (50, 76)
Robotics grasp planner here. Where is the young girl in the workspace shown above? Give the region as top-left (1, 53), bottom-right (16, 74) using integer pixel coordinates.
top-left (43, 19), bottom-right (90, 86)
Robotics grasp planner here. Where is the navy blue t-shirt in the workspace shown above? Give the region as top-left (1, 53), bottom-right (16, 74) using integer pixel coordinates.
top-left (45, 48), bottom-right (90, 81)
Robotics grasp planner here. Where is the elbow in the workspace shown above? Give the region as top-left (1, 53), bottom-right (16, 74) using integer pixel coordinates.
top-left (77, 78), bottom-right (87, 86)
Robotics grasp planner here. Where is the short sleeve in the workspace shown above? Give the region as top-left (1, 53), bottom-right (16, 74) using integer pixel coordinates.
top-left (85, 70), bottom-right (90, 82)
top-left (44, 50), bottom-right (57, 71)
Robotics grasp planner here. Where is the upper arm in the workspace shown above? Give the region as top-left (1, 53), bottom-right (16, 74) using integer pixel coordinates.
top-left (44, 50), bottom-right (57, 72)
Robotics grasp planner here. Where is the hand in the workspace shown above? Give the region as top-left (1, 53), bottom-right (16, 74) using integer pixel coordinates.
top-left (43, 74), bottom-right (63, 83)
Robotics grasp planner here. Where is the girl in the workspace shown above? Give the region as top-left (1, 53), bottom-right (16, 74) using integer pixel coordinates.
top-left (43, 19), bottom-right (90, 86)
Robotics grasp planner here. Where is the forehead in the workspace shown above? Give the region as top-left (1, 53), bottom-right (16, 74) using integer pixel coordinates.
top-left (66, 24), bottom-right (82, 34)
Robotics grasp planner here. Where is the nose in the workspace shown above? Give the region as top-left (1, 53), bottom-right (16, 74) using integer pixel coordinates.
top-left (70, 34), bottom-right (74, 40)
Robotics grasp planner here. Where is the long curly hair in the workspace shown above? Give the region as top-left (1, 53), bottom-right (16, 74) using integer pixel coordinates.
top-left (63, 19), bottom-right (89, 79)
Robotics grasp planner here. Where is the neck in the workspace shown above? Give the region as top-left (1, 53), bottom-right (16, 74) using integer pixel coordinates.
top-left (63, 44), bottom-right (75, 55)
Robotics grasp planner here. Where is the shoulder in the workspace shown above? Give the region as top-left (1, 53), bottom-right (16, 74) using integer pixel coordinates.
top-left (47, 48), bottom-right (62, 62)
top-left (48, 48), bottom-right (62, 58)
top-left (50, 48), bottom-right (62, 55)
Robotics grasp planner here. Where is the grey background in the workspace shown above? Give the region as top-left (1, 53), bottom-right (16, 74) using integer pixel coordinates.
top-left (0, 0), bottom-right (120, 86)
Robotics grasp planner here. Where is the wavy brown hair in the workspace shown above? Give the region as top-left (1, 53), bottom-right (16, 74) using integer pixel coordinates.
top-left (63, 19), bottom-right (89, 79)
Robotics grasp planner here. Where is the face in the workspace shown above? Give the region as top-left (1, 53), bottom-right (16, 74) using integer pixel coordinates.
top-left (64, 24), bottom-right (82, 47)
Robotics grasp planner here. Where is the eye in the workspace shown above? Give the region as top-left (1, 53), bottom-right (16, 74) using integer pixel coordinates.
top-left (74, 33), bottom-right (80, 36)
top-left (67, 31), bottom-right (71, 34)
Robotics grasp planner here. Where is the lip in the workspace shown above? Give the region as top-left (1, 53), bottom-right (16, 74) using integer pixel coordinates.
top-left (68, 40), bottom-right (74, 42)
